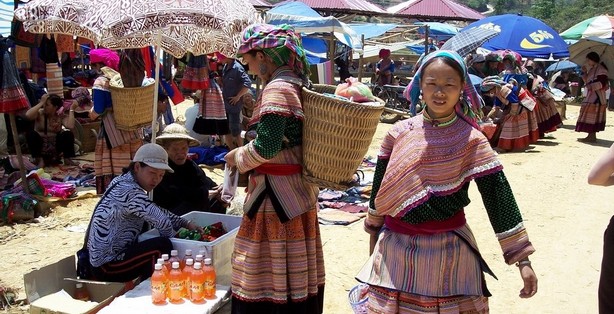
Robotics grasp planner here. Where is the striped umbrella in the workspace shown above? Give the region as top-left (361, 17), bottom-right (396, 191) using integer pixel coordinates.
top-left (560, 15), bottom-right (614, 40)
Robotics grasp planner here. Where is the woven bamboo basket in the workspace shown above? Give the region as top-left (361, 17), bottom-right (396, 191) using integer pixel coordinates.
top-left (109, 84), bottom-right (156, 130)
top-left (301, 84), bottom-right (384, 190)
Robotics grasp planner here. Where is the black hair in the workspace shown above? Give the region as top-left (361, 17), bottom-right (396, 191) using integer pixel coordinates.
top-left (47, 94), bottom-right (63, 108)
top-left (421, 56), bottom-right (466, 85)
top-left (122, 161), bottom-right (148, 174)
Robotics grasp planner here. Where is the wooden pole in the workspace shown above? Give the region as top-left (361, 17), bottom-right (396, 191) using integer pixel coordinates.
top-left (8, 113), bottom-right (28, 193)
top-left (358, 34), bottom-right (365, 81)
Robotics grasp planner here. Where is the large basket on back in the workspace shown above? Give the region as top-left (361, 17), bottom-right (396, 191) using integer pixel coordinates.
top-left (109, 84), bottom-right (156, 130)
top-left (301, 84), bottom-right (384, 190)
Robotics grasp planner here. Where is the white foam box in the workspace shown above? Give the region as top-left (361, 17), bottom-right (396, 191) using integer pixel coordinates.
top-left (24, 255), bottom-right (136, 314)
top-left (138, 212), bottom-right (242, 287)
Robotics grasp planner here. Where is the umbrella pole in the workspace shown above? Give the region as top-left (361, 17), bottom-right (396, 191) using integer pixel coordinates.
top-left (358, 34), bottom-right (365, 81)
top-left (151, 33), bottom-right (162, 144)
top-left (8, 113), bottom-right (28, 193)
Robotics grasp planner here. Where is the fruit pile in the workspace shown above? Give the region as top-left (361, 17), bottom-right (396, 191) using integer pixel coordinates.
top-left (176, 222), bottom-right (227, 242)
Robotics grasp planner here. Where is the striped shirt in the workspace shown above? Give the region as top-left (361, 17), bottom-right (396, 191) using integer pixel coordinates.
top-left (87, 172), bottom-right (189, 267)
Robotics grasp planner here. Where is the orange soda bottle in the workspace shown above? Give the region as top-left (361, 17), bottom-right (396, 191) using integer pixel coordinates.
top-left (183, 259), bottom-right (194, 298)
top-left (203, 258), bottom-right (216, 299)
top-left (189, 262), bottom-right (206, 303)
top-left (151, 264), bottom-right (167, 305)
top-left (169, 250), bottom-right (181, 266)
top-left (181, 249), bottom-right (193, 269)
top-left (168, 262), bottom-right (185, 304)
top-left (161, 254), bottom-right (170, 271)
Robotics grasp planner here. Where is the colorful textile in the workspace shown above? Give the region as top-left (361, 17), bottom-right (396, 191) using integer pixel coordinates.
top-left (237, 24), bottom-right (310, 79)
top-left (365, 285), bottom-right (489, 314)
top-left (404, 50), bottom-right (481, 128)
top-left (0, 39), bottom-right (29, 113)
top-left (372, 116), bottom-right (501, 218)
top-left (181, 54), bottom-right (210, 91)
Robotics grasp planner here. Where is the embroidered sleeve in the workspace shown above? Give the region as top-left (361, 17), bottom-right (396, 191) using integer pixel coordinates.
top-left (475, 171), bottom-right (535, 264)
top-left (364, 123), bottom-right (403, 234)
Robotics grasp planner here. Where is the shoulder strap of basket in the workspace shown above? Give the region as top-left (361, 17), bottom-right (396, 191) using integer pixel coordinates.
top-left (81, 182), bottom-right (119, 249)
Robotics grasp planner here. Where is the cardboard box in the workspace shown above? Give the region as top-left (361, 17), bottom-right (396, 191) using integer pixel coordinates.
top-left (24, 255), bottom-right (135, 314)
top-left (138, 212), bottom-right (242, 287)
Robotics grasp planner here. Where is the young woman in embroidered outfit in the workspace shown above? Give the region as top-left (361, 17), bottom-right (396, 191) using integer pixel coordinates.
top-left (223, 24), bottom-right (325, 314)
top-left (356, 50), bottom-right (538, 313)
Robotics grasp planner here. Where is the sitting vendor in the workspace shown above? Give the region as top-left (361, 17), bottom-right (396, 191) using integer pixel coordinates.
top-left (154, 123), bottom-right (226, 216)
top-left (86, 143), bottom-right (202, 282)
top-left (25, 94), bottom-right (78, 167)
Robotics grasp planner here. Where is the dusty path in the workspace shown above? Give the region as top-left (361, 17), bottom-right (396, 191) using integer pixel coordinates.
top-left (1, 102), bottom-right (613, 314)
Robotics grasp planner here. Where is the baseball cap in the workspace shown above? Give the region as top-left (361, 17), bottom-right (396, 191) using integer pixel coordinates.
top-left (132, 143), bottom-right (174, 173)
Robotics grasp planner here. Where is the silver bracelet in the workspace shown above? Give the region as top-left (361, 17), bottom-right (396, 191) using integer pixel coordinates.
top-left (516, 260), bottom-right (531, 267)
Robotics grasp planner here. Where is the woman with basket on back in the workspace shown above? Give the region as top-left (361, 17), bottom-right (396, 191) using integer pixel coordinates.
top-left (223, 24), bottom-right (324, 314)
top-left (88, 49), bottom-right (143, 194)
top-left (356, 50), bottom-right (538, 313)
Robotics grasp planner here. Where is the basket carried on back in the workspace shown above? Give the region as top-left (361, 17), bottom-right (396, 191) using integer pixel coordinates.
top-left (109, 83), bottom-right (155, 130)
top-left (301, 84), bottom-right (384, 190)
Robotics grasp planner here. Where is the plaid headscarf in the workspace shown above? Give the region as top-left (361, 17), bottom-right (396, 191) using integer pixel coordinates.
top-left (404, 50), bottom-right (481, 129)
top-left (236, 24), bottom-right (310, 78)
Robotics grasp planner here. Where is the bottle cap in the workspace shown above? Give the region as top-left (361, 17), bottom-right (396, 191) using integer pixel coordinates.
top-left (185, 249), bottom-right (192, 255)
top-left (195, 254), bottom-right (203, 261)
top-left (186, 259), bottom-right (194, 265)
top-left (162, 254), bottom-right (169, 260)
top-left (171, 250), bottom-right (178, 256)
top-left (172, 262), bottom-right (180, 269)
top-left (194, 262), bottom-right (202, 269)
top-left (155, 263), bottom-right (162, 270)
top-left (204, 258), bottom-right (212, 265)
top-left (76, 283), bottom-right (83, 288)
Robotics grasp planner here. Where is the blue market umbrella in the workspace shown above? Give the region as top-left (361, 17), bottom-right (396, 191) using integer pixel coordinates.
top-left (545, 60), bottom-right (578, 72)
top-left (462, 14), bottom-right (569, 59)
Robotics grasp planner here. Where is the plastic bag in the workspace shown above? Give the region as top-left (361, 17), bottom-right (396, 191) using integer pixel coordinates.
top-left (221, 164), bottom-right (239, 203)
top-left (334, 77), bottom-right (375, 103)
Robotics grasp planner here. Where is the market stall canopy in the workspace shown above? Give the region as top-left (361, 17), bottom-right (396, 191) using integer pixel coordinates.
top-left (0, 0), bottom-right (13, 37)
top-left (348, 23), bottom-right (398, 40)
top-left (277, 0), bottom-right (386, 16)
top-left (463, 14), bottom-right (569, 59)
top-left (266, 1), bottom-right (362, 50)
top-left (415, 22), bottom-right (459, 41)
top-left (387, 0), bottom-right (484, 22)
top-left (352, 40), bottom-right (422, 59)
top-left (560, 15), bottom-right (614, 40)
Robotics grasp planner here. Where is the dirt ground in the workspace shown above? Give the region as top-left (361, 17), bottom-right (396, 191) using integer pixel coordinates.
top-left (1, 102), bottom-right (614, 314)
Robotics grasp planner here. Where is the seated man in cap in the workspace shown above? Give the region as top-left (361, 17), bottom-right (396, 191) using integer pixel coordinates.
top-left (154, 123), bottom-right (226, 216)
top-left (85, 143), bottom-right (202, 282)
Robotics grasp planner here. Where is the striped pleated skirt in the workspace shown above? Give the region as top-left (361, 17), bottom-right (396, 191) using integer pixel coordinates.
top-left (231, 197), bottom-right (325, 313)
top-left (356, 224), bottom-right (489, 314)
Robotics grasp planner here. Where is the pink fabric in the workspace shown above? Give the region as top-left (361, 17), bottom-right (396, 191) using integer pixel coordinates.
top-left (90, 49), bottom-right (119, 71)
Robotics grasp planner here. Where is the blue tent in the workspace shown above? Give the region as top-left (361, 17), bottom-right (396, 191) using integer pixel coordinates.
top-left (348, 23), bottom-right (398, 40)
top-left (416, 22), bottom-right (459, 41)
top-left (266, 2), bottom-right (362, 50)
top-left (462, 14), bottom-right (569, 59)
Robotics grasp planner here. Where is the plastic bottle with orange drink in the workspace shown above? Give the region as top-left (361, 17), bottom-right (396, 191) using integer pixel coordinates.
top-left (189, 262), bottom-right (206, 303)
top-left (203, 258), bottom-right (216, 299)
top-left (168, 262), bottom-right (185, 304)
top-left (181, 249), bottom-right (193, 269)
top-left (151, 264), bottom-right (168, 305)
top-left (183, 258), bottom-right (194, 298)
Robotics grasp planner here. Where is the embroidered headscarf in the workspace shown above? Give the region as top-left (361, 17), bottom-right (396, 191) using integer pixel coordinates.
top-left (89, 48), bottom-right (120, 71)
top-left (403, 50), bottom-right (481, 129)
top-left (236, 23), bottom-right (310, 79)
